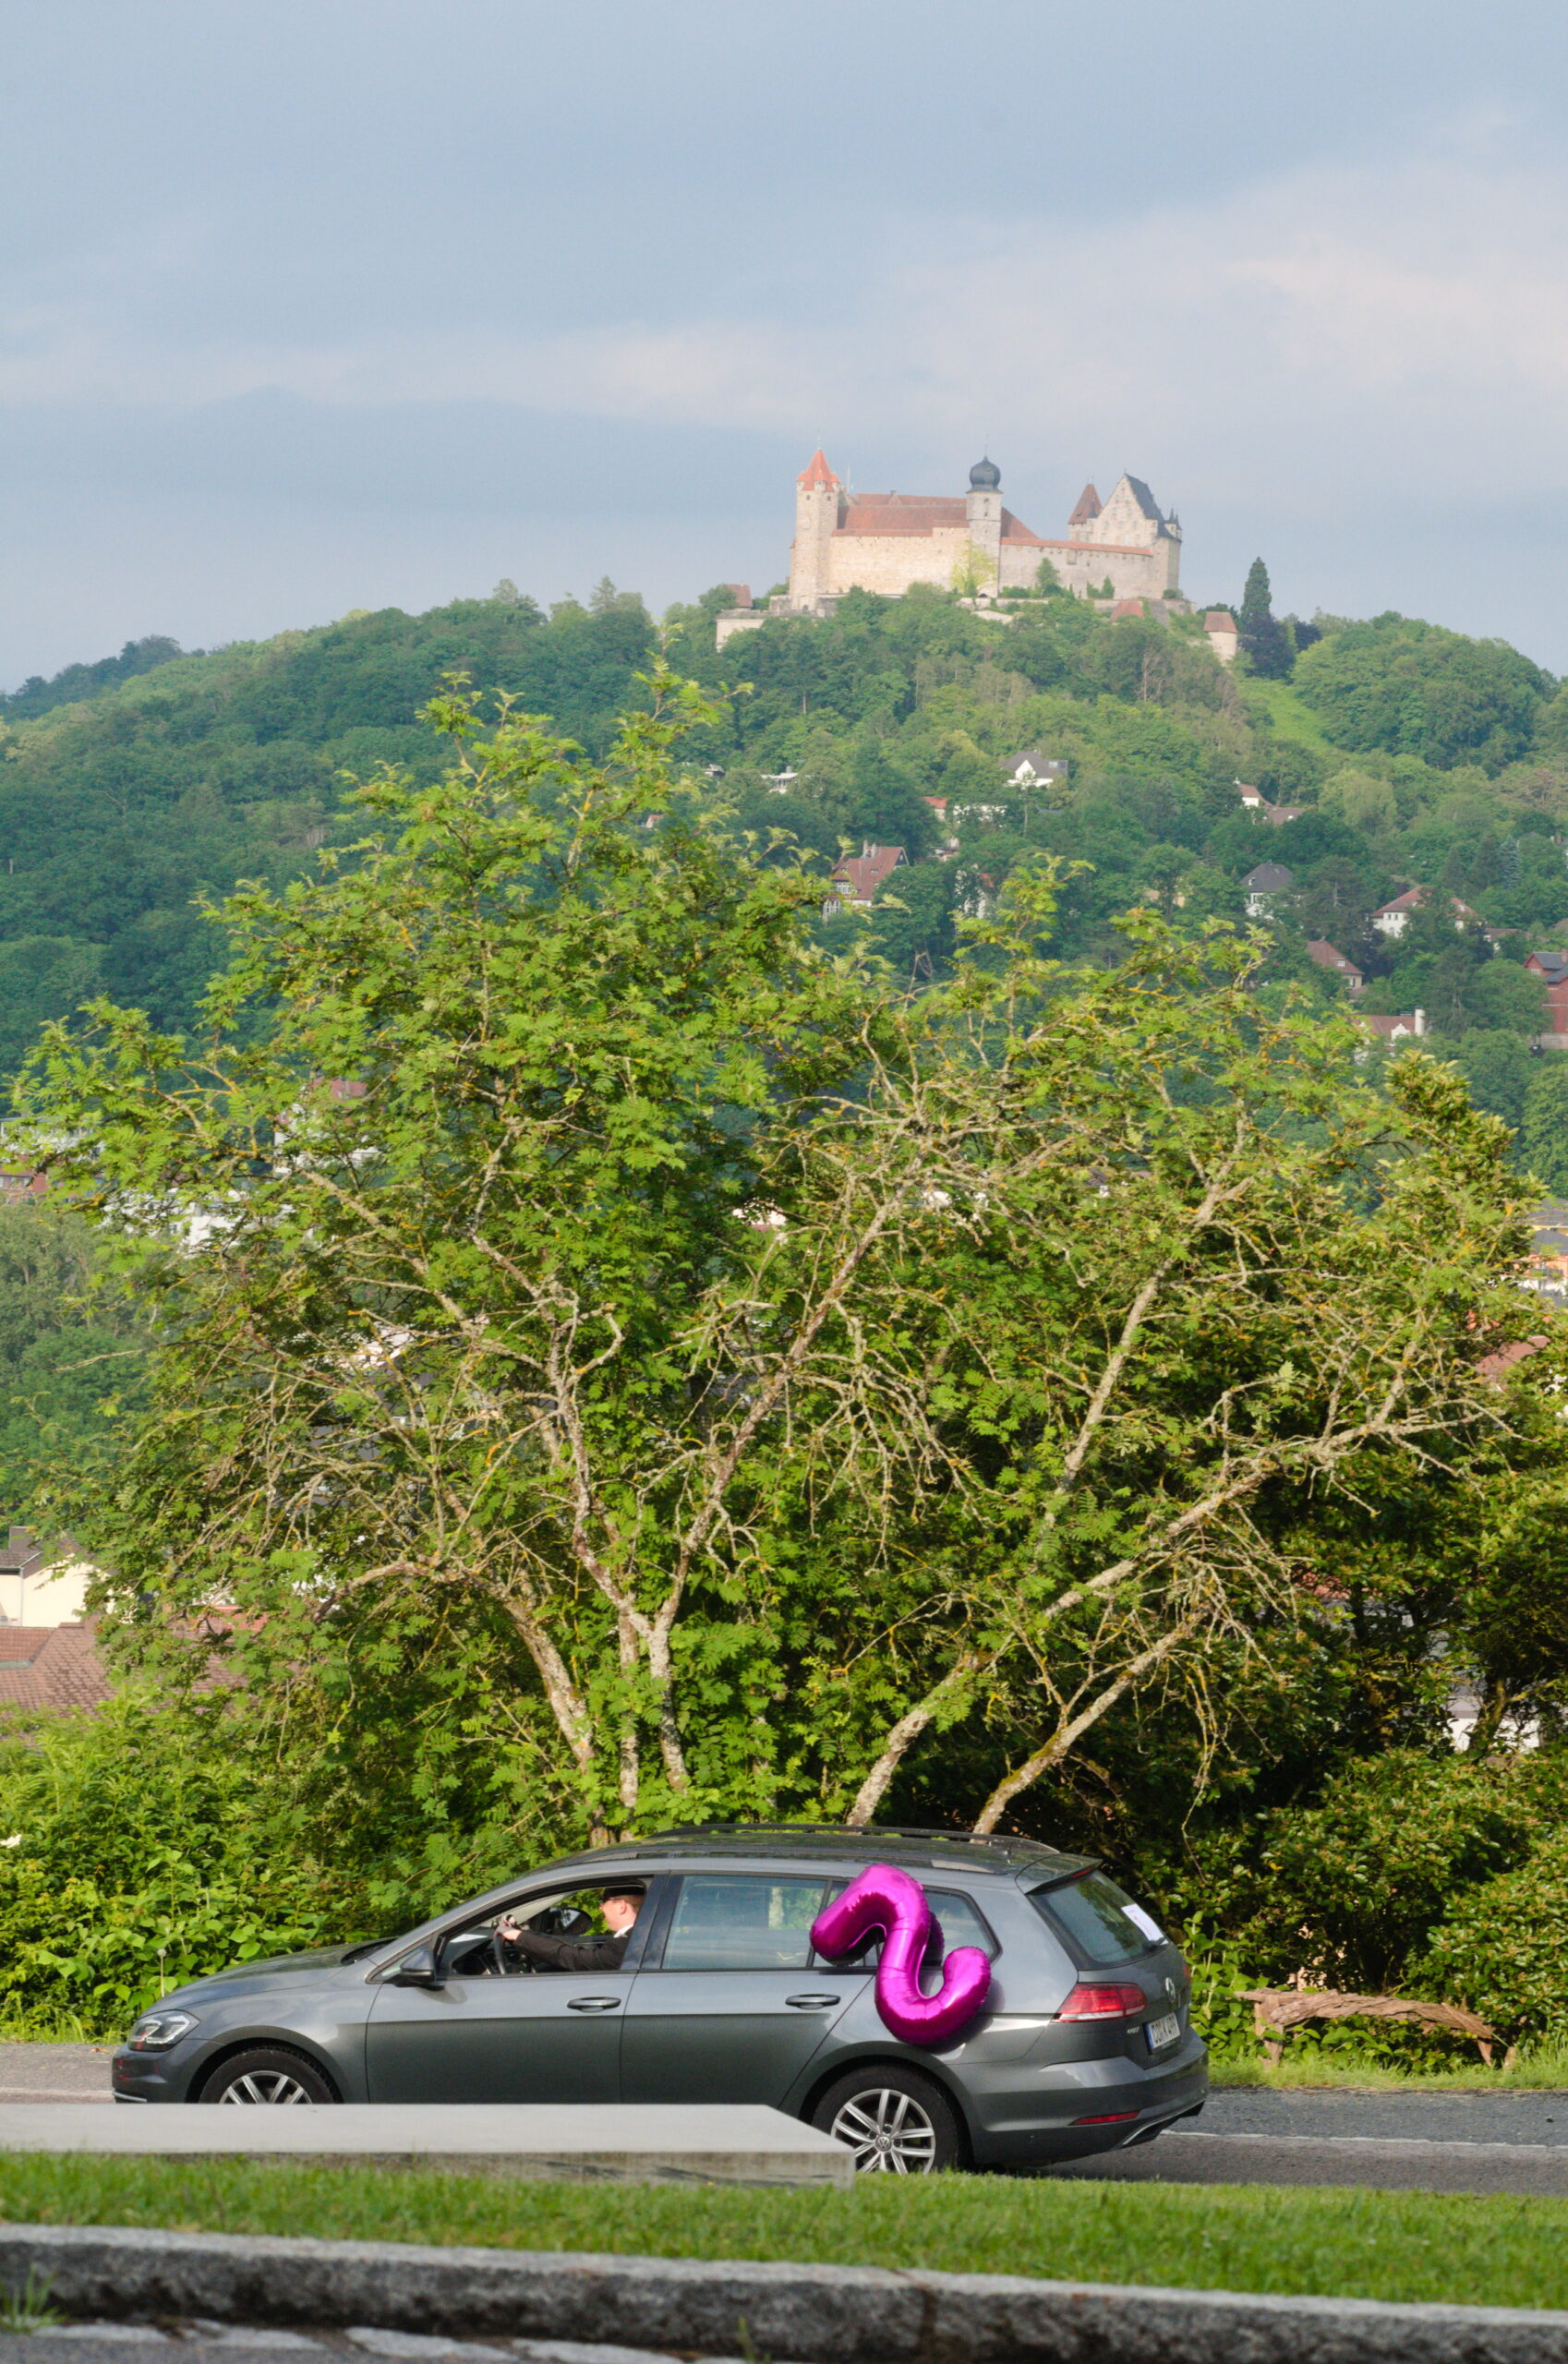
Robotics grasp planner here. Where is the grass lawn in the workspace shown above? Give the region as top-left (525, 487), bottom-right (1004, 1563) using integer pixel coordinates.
top-left (1213, 2046), bottom-right (1568, 2092)
top-left (1240, 677), bottom-right (1339, 757)
top-left (1, 2157), bottom-right (1567, 2313)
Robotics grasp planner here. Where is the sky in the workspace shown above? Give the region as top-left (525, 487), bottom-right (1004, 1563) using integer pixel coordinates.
top-left (6, 0), bottom-right (1568, 681)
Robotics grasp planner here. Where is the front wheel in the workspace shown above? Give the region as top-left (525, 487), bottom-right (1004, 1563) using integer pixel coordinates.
top-left (196, 2047), bottom-right (337, 2105)
top-left (810, 2066), bottom-right (961, 2174)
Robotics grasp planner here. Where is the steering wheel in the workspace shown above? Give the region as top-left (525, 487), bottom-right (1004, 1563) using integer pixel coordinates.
top-left (488, 1923), bottom-right (534, 1977)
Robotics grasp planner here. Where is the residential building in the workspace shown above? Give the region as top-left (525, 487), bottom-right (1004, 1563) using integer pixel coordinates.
top-left (1236, 780), bottom-right (1305, 826)
top-left (1002, 751), bottom-right (1067, 791)
top-left (826, 842), bottom-right (907, 914)
top-left (1526, 948), bottom-right (1568, 1048)
top-left (1356, 1009), bottom-right (1428, 1043)
top-left (1243, 861), bottom-right (1294, 917)
top-left (1523, 1205), bottom-right (1568, 1299)
top-left (1307, 940), bottom-right (1364, 994)
top-left (1371, 887), bottom-right (1484, 939)
top-left (0, 1531), bottom-right (97, 1625)
top-left (0, 1623), bottom-right (111, 1713)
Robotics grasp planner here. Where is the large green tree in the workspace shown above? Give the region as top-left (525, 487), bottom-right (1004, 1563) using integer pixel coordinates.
top-left (18, 672), bottom-right (1548, 1861)
top-left (1238, 558), bottom-right (1291, 680)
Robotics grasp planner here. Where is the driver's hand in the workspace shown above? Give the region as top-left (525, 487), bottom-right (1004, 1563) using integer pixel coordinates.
top-left (494, 1916), bottom-right (521, 1942)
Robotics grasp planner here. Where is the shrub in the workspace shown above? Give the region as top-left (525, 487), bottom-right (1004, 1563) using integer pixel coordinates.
top-left (1418, 1833), bottom-right (1568, 2042)
top-left (0, 1694), bottom-right (365, 2036)
top-left (1238, 1752), bottom-right (1535, 1990)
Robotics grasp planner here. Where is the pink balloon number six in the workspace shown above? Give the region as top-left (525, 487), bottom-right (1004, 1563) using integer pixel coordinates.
top-left (809, 1862), bottom-right (991, 2046)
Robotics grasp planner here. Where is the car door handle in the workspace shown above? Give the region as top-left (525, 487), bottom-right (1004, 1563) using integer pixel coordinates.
top-left (565, 1995), bottom-right (622, 2012)
top-left (785, 1993), bottom-right (841, 2009)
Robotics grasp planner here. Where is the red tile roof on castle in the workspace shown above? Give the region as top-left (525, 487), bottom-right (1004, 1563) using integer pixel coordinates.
top-left (1069, 484), bottom-right (1102, 525)
top-left (797, 448), bottom-right (839, 489)
top-left (837, 494), bottom-right (1046, 545)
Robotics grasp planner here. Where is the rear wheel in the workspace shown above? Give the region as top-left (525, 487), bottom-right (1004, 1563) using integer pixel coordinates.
top-left (196, 2047), bottom-right (336, 2105)
top-left (810, 2066), bottom-right (961, 2174)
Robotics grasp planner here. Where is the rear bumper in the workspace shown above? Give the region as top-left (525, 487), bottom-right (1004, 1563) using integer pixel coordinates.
top-left (960, 2034), bottom-right (1210, 2168)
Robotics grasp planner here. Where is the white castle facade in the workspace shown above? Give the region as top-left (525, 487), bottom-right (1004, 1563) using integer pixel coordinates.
top-left (717, 452), bottom-right (1183, 644)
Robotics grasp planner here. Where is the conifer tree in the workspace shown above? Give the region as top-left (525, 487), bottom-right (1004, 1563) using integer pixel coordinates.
top-left (1239, 557), bottom-right (1292, 679)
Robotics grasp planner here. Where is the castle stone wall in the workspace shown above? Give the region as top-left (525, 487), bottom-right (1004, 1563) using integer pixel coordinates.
top-left (822, 527), bottom-right (971, 597)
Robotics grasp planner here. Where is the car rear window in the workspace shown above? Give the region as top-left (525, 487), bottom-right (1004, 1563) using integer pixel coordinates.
top-left (1029, 1871), bottom-right (1157, 1965)
top-left (660, 1876), bottom-right (827, 1971)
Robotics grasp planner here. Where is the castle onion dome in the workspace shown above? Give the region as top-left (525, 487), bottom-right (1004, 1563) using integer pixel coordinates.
top-left (969, 456), bottom-right (1001, 490)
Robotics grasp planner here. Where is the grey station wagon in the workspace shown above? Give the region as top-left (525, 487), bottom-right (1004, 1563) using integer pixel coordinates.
top-left (112, 1826), bottom-right (1207, 2173)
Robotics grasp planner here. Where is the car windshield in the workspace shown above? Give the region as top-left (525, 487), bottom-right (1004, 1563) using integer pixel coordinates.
top-left (1029, 1871), bottom-right (1154, 1964)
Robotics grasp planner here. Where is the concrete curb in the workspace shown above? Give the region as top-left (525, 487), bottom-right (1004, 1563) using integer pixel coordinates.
top-left (1, 2224), bottom-right (1567, 2361)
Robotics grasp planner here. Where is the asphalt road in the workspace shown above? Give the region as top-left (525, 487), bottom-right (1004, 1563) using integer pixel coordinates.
top-left (1056, 2086), bottom-right (1568, 2195)
top-left (7, 2044), bottom-right (1568, 2196)
top-left (0, 2048), bottom-right (112, 2105)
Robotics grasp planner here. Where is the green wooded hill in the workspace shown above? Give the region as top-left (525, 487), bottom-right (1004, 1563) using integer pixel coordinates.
top-left (6, 572), bottom-right (1568, 1171)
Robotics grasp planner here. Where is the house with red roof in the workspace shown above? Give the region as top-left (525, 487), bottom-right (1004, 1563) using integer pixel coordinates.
top-left (0, 1624), bottom-right (112, 1715)
top-left (1307, 940), bottom-right (1364, 994)
top-left (1356, 1009), bottom-right (1428, 1043)
top-left (826, 842), bottom-right (908, 915)
top-left (1371, 886), bottom-right (1483, 939)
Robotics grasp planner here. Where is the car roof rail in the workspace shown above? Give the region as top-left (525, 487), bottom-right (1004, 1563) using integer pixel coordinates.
top-left (631, 1818), bottom-right (1074, 1859)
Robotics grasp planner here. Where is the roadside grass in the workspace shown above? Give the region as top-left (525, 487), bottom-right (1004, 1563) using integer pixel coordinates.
top-left (1212, 2042), bottom-right (1568, 2092)
top-left (1, 2157), bottom-right (1567, 2311)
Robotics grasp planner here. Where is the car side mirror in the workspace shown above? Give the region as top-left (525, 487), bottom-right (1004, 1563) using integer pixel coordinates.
top-left (387, 1942), bottom-right (443, 1987)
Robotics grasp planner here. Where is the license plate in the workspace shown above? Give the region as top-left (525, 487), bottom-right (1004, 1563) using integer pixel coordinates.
top-left (1146, 2011), bottom-right (1181, 2051)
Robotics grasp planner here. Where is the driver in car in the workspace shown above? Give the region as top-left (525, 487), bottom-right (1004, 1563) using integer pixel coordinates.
top-left (492, 1883), bottom-right (645, 1972)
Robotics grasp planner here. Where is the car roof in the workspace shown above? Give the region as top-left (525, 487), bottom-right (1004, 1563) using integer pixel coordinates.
top-left (528, 1822), bottom-right (1095, 1887)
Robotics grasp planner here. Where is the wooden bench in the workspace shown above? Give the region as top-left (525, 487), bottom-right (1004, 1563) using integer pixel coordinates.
top-left (1238, 1987), bottom-right (1514, 2068)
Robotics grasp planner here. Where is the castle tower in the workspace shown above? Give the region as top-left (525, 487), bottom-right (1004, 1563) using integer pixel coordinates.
top-left (965, 456), bottom-right (1003, 589)
top-left (789, 448), bottom-right (841, 609)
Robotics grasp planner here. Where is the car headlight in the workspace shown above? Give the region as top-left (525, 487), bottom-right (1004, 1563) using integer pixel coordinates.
top-left (127, 2010), bottom-right (199, 2051)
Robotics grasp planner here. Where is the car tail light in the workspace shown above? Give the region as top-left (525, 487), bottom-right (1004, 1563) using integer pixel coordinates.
top-left (1072, 2110), bottom-right (1140, 2125)
top-left (1057, 1982), bottom-right (1148, 2020)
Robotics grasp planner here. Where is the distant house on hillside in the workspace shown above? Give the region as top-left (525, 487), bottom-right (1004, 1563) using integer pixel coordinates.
top-left (1236, 780), bottom-right (1305, 826)
top-left (1307, 940), bottom-right (1364, 994)
top-left (1526, 947), bottom-right (1568, 1047)
top-left (1001, 750), bottom-right (1067, 791)
top-left (1244, 861), bottom-right (1294, 917)
top-left (1371, 887), bottom-right (1483, 939)
top-left (923, 799), bottom-right (959, 858)
top-left (826, 842), bottom-right (908, 915)
top-left (1356, 1010), bottom-right (1428, 1043)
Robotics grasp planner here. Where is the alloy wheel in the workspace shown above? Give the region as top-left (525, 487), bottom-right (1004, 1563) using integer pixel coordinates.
top-left (829, 2085), bottom-right (938, 2174)
top-left (216, 2070), bottom-right (315, 2105)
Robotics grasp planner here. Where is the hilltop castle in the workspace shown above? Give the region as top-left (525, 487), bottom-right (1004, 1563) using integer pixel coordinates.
top-left (717, 452), bottom-right (1182, 644)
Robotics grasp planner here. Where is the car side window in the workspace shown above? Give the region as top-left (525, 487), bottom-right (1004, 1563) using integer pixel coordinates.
top-left (658, 1876), bottom-right (827, 1972)
top-left (810, 1885), bottom-right (999, 1969)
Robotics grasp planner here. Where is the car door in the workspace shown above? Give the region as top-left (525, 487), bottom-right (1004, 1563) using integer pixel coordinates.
top-left (621, 1871), bottom-right (869, 2105)
top-left (364, 1887), bottom-right (658, 2103)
